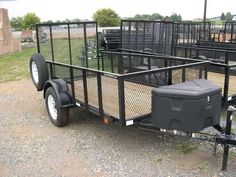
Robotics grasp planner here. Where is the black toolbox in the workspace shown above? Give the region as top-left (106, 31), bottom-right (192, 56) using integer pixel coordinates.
top-left (151, 79), bottom-right (222, 132)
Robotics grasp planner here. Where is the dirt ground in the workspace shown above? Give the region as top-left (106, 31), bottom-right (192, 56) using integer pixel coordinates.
top-left (0, 79), bottom-right (236, 177)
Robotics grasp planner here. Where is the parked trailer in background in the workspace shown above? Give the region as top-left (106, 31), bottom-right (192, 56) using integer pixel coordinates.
top-left (29, 21), bottom-right (236, 171)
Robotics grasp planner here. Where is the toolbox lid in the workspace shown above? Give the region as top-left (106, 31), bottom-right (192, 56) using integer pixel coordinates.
top-left (152, 79), bottom-right (222, 99)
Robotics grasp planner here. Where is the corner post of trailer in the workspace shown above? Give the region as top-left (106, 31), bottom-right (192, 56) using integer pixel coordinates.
top-left (95, 22), bottom-right (100, 70)
top-left (82, 69), bottom-right (88, 110)
top-left (36, 24), bottom-right (40, 53)
top-left (67, 24), bottom-right (75, 102)
top-left (97, 73), bottom-right (104, 118)
top-left (224, 52), bottom-right (229, 102)
top-left (118, 54), bottom-right (123, 74)
top-left (83, 23), bottom-right (88, 68)
top-left (118, 76), bottom-right (126, 126)
top-left (119, 21), bottom-right (123, 49)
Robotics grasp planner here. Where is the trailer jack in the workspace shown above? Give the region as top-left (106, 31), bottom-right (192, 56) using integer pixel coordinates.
top-left (216, 105), bottom-right (236, 171)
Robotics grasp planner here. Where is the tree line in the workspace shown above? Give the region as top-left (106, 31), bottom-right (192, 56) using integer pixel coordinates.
top-left (220, 12), bottom-right (234, 21)
top-left (10, 8), bottom-right (235, 30)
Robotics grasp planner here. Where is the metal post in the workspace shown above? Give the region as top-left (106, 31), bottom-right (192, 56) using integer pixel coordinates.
top-left (223, 65), bottom-right (229, 102)
top-left (67, 24), bottom-right (75, 102)
top-left (36, 25), bottom-right (40, 53)
top-left (135, 22), bottom-right (138, 50)
top-left (128, 21), bottom-right (131, 49)
top-left (95, 22), bottom-right (100, 70)
top-left (83, 24), bottom-right (88, 68)
top-left (120, 21), bottom-right (123, 49)
top-left (203, 0), bottom-right (207, 38)
top-left (222, 106), bottom-right (235, 171)
top-left (49, 25), bottom-right (55, 62)
top-left (151, 22), bottom-right (155, 52)
top-left (111, 54), bottom-right (114, 73)
top-left (118, 54), bottom-right (123, 74)
top-left (101, 52), bottom-right (104, 71)
top-left (97, 73), bottom-right (104, 118)
top-left (82, 70), bottom-right (88, 109)
top-left (142, 22), bottom-right (146, 51)
top-left (118, 77), bottom-right (126, 126)
top-left (204, 63), bottom-right (208, 79)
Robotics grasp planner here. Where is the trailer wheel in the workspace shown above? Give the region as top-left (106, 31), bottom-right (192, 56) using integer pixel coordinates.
top-left (29, 54), bottom-right (48, 91)
top-left (45, 87), bottom-right (69, 127)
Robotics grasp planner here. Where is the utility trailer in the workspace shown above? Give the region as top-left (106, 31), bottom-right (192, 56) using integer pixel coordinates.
top-left (29, 21), bottom-right (236, 171)
top-left (171, 21), bottom-right (236, 104)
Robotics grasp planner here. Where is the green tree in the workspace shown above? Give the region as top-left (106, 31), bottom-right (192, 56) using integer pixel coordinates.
top-left (22, 13), bottom-right (41, 30)
top-left (220, 12), bottom-right (225, 21)
top-left (225, 12), bottom-right (233, 21)
top-left (43, 20), bottom-right (53, 24)
top-left (150, 13), bottom-right (163, 20)
top-left (72, 18), bottom-right (81, 22)
top-left (129, 13), bottom-right (163, 20)
top-left (10, 17), bottom-right (23, 31)
top-left (169, 13), bottom-right (182, 22)
top-left (93, 8), bottom-right (120, 27)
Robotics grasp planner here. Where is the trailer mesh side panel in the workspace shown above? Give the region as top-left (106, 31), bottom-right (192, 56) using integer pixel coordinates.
top-left (101, 76), bottom-right (119, 118)
top-left (86, 72), bottom-right (99, 108)
top-left (172, 65), bottom-right (206, 84)
top-left (229, 67), bottom-right (236, 96)
top-left (207, 65), bottom-right (225, 95)
top-left (73, 69), bottom-right (84, 103)
top-left (124, 78), bottom-right (153, 120)
top-left (124, 71), bottom-right (167, 119)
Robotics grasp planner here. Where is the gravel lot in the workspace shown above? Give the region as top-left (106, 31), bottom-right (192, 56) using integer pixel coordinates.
top-left (0, 79), bottom-right (236, 177)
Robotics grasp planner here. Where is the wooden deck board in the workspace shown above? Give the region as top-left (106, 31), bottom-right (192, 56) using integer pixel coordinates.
top-left (74, 77), bottom-right (152, 120)
top-left (208, 72), bottom-right (236, 96)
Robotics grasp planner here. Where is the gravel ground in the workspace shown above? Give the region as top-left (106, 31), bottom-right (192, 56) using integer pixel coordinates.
top-left (0, 79), bottom-right (236, 177)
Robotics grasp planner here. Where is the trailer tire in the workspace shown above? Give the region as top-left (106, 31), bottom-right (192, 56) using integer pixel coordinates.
top-left (45, 87), bottom-right (69, 127)
top-left (29, 53), bottom-right (48, 91)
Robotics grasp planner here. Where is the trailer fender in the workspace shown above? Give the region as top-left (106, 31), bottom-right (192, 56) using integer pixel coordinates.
top-left (43, 79), bottom-right (73, 107)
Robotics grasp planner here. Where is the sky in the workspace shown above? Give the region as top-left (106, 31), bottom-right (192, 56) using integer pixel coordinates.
top-left (0, 0), bottom-right (236, 21)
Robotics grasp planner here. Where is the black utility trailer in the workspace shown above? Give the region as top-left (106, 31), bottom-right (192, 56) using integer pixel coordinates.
top-left (29, 21), bottom-right (236, 171)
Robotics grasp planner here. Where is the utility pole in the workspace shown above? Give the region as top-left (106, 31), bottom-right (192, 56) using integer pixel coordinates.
top-left (203, 0), bottom-right (207, 39)
top-left (203, 0), bottom-right (207, 23)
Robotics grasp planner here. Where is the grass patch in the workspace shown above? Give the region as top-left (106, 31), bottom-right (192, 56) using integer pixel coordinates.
top-left (0, 38), bottom-right (118, 84)
top-left (0, 48), bottom-right (36, 83)
top-left (176, 142), bottom-right (198, 154)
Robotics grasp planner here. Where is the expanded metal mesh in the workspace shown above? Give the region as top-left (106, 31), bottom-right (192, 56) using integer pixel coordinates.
top-left (229, 66), bottom-right (236, 96)
top-left (73, 69), bottom-right (84, 102)
top-left (124, 76), bottom-right (153, 120)
top-left (172, 65), bottom-right (206, 84)
top-left (207, 65), bottom-right (226, 95)
top-left (101, 76), bottom-right (119, 118)
top-left (86, 71), bottom-right (98, 108)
